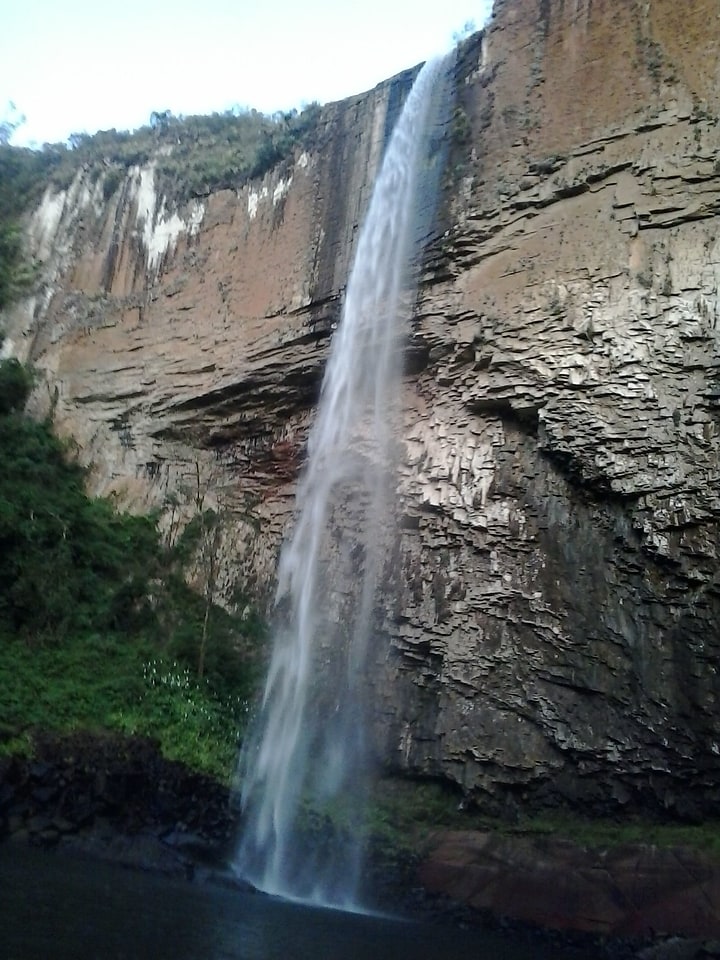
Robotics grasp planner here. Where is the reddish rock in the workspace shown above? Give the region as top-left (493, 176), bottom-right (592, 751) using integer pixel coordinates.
top-left (419, 831), bottom-right (720, 938)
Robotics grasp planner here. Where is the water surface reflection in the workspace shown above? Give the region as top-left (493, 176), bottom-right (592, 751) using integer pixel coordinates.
top-left (0, 844), bottom-right (602, 959)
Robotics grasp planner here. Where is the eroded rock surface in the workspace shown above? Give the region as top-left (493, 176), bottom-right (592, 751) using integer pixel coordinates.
top-left (370, 0), bottom-right (720, 816)
top-left (2, 0), bottom-right (719, 815)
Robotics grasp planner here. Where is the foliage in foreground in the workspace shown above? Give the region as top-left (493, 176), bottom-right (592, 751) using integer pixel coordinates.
top-left (0, 354), bottom-right (264, 780)
top-left (0, 639), bottom-right (249, 780)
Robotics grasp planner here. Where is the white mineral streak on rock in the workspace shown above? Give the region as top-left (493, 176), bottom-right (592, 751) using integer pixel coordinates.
top-left (247, 184), bottom-right (268, 219)
top-left (272, 176), bottom-right (292, 204)
top-left (31, 189), bottom-right (67, 261)
top-left (133, 166), bottom-right (204, 273)
top-left (246, 170), bottom-right (294, 221)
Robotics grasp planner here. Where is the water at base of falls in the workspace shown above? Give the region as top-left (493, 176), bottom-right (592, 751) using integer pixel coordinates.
top-left (0, 845), bottom-right (604, 960)
top-left (234, 53), bottom-right (453, 909)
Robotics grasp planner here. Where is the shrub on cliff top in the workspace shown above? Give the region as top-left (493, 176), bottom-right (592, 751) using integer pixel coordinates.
top-left (0, 105), bottom-right (323, 305)
top-left (35, 103), bottom-right (322, 202)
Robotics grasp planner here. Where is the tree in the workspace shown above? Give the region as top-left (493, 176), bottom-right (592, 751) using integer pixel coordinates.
top-left (452, 20), bottom-right (477, 44)
top-left (0, 223), bottom-right (35, 310)
top-left (190, 462), bottom-right (227, 681)
top-left (0, 357), bottom-right (33, 414)
top-left (162, 460), bottom-right (261, 685)
top-left (0, 102), bottom-right (25, 146)
top-left (149, 110), bottom-right (173, 135)
top-left (0, 390), bottom-right (159, 640)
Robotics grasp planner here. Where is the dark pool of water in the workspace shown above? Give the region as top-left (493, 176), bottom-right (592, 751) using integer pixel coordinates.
top-left (0, 843), bottom-right (604, 959)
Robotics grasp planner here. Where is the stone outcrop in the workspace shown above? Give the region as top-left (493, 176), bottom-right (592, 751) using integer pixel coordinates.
top-left (0, 733), bottom-right (237, 873)
top-left (2, 0), bottom-right (719, 816)
top-left (420, 829), bottom-right (720, 939)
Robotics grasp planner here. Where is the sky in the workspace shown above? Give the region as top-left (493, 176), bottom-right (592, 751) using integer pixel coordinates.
top-left (1, 0), bottom-right (493, 148)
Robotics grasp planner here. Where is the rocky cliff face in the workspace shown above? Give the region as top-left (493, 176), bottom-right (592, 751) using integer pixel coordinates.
top-left (3, 66), bottom-right (420, 596)
top-left (4, 0), bottom-right (720, 817)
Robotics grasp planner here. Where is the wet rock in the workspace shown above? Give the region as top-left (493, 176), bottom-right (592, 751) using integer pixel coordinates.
top-left (197, 867), bottom-right (257, 893)
top-left (420, 831), bottom-right (720, 939)
top-left (637, 939), bottom-right (706, 960)
top-left (0, 783), bottom-right (16, 809)
top-left (31, 785), bottom-right (59, 805)
top-left (0, 733), bottom-right (238, 871)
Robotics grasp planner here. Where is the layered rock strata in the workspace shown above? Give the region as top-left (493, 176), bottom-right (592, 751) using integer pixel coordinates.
top-left (3, 0), bottom-right (720, 814)
top-left (371, 0), bottom-right (720, 816)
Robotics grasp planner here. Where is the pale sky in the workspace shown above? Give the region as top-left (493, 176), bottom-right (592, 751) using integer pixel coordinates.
top-left (1, 0), bottom-right (493, 148)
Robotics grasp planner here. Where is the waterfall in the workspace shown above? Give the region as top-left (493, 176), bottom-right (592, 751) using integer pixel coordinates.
top-left (235, 54), bottom-right (452, 908)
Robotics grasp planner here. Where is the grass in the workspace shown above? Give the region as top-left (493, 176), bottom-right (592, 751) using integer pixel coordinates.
top-left (366, 777), bottom-right (720, 859)
top-left (510, 812), bottom-right (720, 856)
top-left (0, 632), bottom-right (250, 781)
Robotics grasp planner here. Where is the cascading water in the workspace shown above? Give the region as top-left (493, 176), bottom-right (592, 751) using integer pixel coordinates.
top-left (235, 54), bottom-right (452, 908)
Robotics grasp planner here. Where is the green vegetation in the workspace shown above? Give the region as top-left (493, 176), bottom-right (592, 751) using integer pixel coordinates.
top-left (0, 639), bottom-right (251, 779)
top-left (0, 350), bottom-right (265, 780)
top-left (0, 101), bottom-right (323, 313)
top-left (0, 144), bottom-right (55, 310)
top-left (0, 358), bottom-right (33, 414)
top-left (508, 811), bottom-right (720, 855)
top-left (43, 104), bottom-right (322, 202)
top-left (0, 102), bottom-right (290, 781)
top-left (368, 778), bottom-right (471, 854)
top-left (0, 221), bottom-right (35, 311)
top-left (367, 778), bottom-right (720, 858)
top-left (0, 404), bottom-right (158, 640)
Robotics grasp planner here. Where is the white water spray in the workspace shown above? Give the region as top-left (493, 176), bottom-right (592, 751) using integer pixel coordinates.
top-left (235, 55), bottom-right (451, 907)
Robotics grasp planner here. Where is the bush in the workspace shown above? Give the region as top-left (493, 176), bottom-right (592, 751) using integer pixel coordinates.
top-left (115, 658), bottom-right (250, 777)
top-left (0, 359), bottom-right (265, 778)
top-left (0, 222), bottom-right (36, 310)
top-left (34, 104), bottom-right (323, 205)
top-left (0, 408), bottom-right (159, 639)
top-left (0, 357), bottom-right (32, 413)
top-left (0, 145), bottom-right (54, 309)
top-left (0, 638), bottom-right (251, 780)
